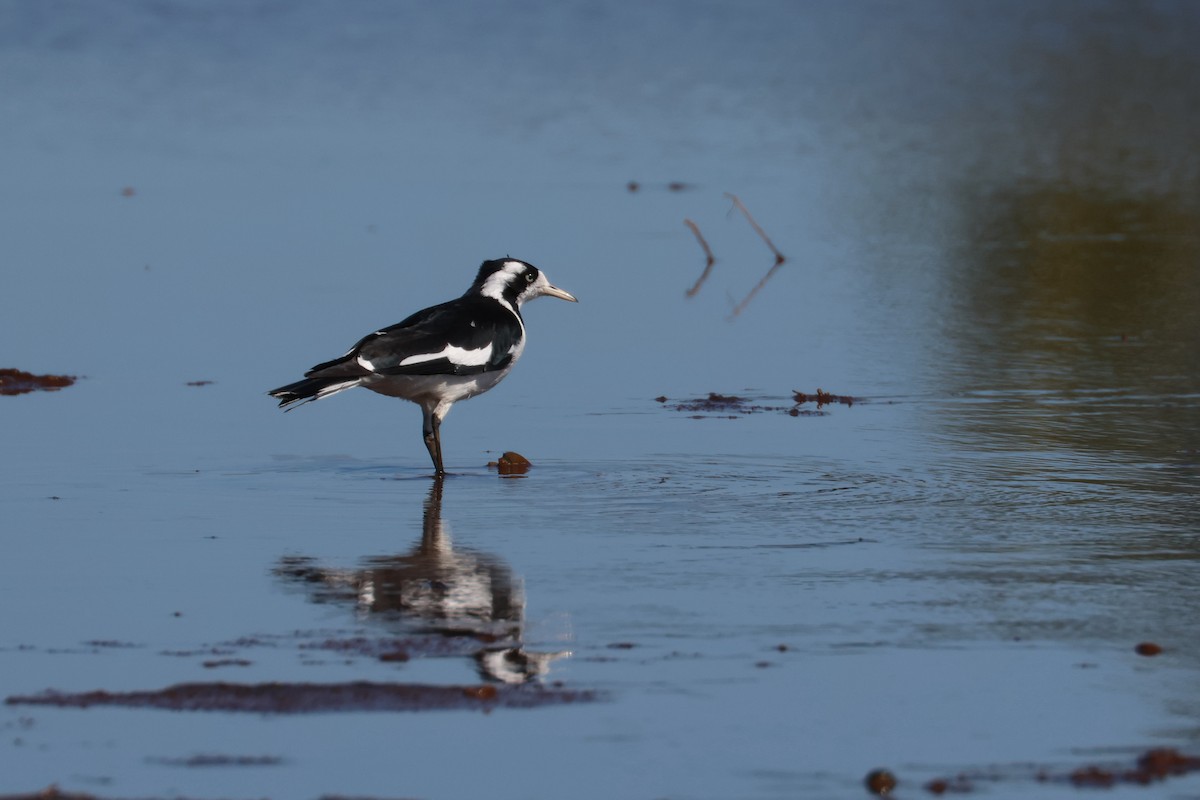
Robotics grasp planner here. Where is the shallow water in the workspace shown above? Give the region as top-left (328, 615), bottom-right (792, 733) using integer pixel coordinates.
top-left (3, 2), bottom-right (1200, 798)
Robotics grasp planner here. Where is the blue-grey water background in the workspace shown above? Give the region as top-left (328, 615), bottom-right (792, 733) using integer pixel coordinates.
top-left (2, 1), bottom-right (1199, 797)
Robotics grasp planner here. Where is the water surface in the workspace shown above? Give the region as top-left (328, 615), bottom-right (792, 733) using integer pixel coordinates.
top-left (2, 2), bottom-right (1199, 798)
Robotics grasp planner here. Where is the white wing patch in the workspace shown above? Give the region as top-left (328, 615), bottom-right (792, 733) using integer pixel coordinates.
top-left (355, 333), bottom-right (388, 371)
top-left (398, 343), bottom-right (494, 368)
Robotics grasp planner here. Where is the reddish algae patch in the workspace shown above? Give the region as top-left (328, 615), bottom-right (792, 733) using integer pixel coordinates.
top-left (6, 680), bottom-right (600, 713)
top-left (0, 368), bottom-right (76, 396)
top-left (917, 747), bottom-right (1200, 794)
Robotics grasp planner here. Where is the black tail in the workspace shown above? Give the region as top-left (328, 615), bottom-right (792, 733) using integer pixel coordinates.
top-left (268, 376), bottom-right (358, 409)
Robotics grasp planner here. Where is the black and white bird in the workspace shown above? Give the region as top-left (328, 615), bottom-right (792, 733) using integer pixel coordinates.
top-left (268, 258), bottom-right (577, 475)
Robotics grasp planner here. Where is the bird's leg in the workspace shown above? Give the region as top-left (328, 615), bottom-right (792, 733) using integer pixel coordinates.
top-left (422, 406), bottom-right (445, 476)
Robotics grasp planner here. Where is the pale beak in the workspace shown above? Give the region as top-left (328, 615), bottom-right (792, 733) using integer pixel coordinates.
top-left (542, 283), bottom-right (578, 303)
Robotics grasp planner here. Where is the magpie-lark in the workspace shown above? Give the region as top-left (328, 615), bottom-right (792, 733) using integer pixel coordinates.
top-left (268, 258), bottom-right (577, 475)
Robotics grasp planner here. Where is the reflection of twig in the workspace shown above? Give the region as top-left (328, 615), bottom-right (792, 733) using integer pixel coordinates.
top-left (724, 193), bottom-right (787, 319)
top-left (728, 259), bottom-right (787, 319)
top-left (683, 218), bottom-right (716, 297)
top-left (724, 193), bottom-right (785, 265)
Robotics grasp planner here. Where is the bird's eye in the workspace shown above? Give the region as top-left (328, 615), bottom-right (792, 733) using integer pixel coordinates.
top-left (525, 271), bottom-right (536, 282)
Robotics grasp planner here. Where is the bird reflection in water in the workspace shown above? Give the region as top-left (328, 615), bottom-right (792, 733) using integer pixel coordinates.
top-left (275, 477), bottom-right (569, 684)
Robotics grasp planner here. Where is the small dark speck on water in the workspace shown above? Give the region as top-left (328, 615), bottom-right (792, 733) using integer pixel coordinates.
top-left (865, 768), bottom-right (898, 795)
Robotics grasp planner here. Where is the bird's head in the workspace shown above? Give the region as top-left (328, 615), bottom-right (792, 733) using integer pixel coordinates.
top-left (473, 258), bottom-right (578, 308)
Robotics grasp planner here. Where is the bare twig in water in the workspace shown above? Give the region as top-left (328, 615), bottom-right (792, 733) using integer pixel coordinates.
top-left (683, 218), bottom-right (716, 297)
top-left (724, 193), bottom-right (785, 265)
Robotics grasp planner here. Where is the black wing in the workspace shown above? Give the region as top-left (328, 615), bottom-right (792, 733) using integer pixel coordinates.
top-left (305, 298), bottom-right (521, 379)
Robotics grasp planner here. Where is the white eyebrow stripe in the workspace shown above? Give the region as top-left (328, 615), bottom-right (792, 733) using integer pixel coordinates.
top-left (398, 343), bottom-right (494, 368)
top-left (479, 261), bottom-right (527, 304)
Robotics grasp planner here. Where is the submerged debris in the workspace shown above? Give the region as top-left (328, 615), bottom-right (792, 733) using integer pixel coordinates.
top-left (657, 390), bottom-right (862, 418)
top-left (201, 658), bottom-right (252, 669)
top-left (148, 753), bottom-right (283, 767)
top-left (1062, 748), bottom-right (1200, 787)
top-left (1134, 641), bottom-right (1163, 656)
top-left (656, 392), bottom-right (755, 418)
top-left (6, 679), bottom-right (600, 714)
top-left (924, 775), bottom-right (973, 795)
top-left (0, 789), bottom-right (105, 800)
top-left (627, 180), bottom-right (693, 193)
top-left (0, 368), bottom-right (76, 396)
top-left (918, 747), bottom-right (1200, 795)
top-left (793, 389), bottom-right (857, 408)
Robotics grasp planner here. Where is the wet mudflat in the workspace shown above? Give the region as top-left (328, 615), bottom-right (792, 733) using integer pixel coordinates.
top-left (2, 2), bottom-right (1200, 798)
